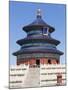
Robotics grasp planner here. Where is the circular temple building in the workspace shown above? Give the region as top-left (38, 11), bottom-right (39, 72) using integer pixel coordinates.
top-left (13, 9), bottom-right (63, 66)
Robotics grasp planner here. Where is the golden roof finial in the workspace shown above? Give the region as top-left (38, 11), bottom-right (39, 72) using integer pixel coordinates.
top-left (37, 9), bottom-right (42, 18)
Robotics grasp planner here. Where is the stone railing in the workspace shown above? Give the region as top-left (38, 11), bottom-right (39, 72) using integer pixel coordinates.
top-left (9, 64), bottom-right (66, 88)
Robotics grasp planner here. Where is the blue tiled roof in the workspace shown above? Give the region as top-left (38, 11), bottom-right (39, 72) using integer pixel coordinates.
top-left (13, 10), bottom-right (64, 58)
top-left (23, 17), bottom-right (55, 33)
top-left (13, 49), bottom-right (63, 56)
top-left (16, 36), bottom-right (60, 46)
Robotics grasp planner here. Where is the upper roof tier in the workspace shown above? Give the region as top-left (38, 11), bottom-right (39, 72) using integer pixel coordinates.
top-left (23, 9), bottom-right (55, 33)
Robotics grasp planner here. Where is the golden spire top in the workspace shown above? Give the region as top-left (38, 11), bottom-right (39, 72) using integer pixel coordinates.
top-left (36, 9), bottom-right (42, 18)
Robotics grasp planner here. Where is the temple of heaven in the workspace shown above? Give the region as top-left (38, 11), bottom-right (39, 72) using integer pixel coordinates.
top-left (13, 9), bottom-right (63, 66)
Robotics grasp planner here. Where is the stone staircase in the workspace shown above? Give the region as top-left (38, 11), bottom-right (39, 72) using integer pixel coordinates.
top-left (24, 66), bottom-right (40, 87)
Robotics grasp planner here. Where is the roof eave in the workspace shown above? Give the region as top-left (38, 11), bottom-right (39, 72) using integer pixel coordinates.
top-left (23, 25), bottom-right (55, 33)
top-left (13, 49), bottom-right (63, 56)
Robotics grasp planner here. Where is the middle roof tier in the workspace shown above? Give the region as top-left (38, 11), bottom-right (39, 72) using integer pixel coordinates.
top-left (17, 36), bottom-right (60, 46)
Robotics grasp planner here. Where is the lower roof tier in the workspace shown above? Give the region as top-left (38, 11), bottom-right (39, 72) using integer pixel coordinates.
top-left (17, 36), bottom-right (60, 46)
top-left (13, 49), bottom-right (63, 56)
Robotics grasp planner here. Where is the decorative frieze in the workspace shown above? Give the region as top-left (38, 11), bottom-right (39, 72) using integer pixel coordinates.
top-left (17, 53), bottom-right (60, 60)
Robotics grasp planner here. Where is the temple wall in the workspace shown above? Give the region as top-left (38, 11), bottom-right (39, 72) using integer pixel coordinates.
top-left (17, 58), bottom-right (59, 65)
top-left (40, 65), bottom-right (66, 86)
top-left (9, 65), bottom-right (66, 88)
